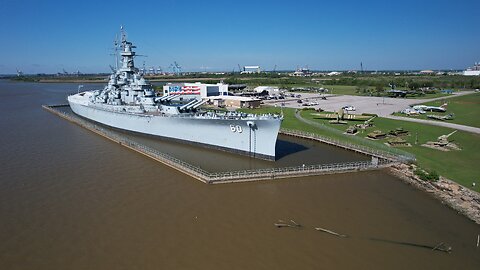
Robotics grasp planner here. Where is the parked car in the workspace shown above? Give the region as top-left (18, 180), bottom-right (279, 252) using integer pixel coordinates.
top-left (342, 105), bottom-right (356, 111)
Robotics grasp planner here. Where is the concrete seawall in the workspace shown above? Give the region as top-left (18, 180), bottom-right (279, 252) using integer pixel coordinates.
top-left (43, 104), bottom-right (408, 184)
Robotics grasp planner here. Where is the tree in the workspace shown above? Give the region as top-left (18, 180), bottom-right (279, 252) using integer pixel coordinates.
top-left (375, 83), bottom-right (384, 93)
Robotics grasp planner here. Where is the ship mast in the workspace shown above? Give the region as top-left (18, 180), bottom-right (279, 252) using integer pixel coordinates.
top-left (114, 34), bottom-right (119, 71)
top-left (119, 26), bottom-right (136, 73)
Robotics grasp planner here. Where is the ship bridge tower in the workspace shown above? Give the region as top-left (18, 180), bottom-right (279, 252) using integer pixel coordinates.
top-left (119, 30), bottom-right (136, 73)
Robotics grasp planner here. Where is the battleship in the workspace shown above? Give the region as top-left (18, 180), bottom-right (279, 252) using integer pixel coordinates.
top-left (68, 29), bottom-right (282, 160)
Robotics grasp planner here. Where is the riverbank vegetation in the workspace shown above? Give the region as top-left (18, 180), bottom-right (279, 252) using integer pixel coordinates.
top-left (10, 72), bottom-right (480, 92)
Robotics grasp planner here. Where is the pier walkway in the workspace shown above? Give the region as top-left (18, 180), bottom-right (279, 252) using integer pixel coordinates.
top-left (43, 104), bottom-right (414, 184)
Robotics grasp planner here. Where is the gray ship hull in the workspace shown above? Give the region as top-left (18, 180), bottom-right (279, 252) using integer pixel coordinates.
top-left (68, 95), bottom-right (281, 160)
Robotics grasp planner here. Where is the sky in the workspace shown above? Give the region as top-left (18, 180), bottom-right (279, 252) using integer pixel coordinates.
top-left (0, 0), bottom-right (479, 74)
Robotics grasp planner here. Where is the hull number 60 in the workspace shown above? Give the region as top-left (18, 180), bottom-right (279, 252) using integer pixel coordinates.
top-left (230, 124), bottom-right (243, 133)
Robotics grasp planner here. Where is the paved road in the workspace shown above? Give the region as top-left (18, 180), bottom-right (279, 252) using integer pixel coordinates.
top-left (384, 115), bottom-right (480, 134)
top-left (268, 91), bottom-right (474, 117)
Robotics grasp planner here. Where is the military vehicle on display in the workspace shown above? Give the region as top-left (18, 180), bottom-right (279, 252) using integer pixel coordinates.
top-left (434, 130), bottom-right (458, 147)
top-left (388, 127), bottom-right (409, 136)
top-left (367, 130), bottom-right (387, 140)
top-left (427, 113), bottom-right (455, 121)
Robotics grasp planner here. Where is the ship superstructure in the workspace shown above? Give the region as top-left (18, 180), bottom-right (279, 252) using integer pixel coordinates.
top-left (68, 29), bottom-right (282, 160)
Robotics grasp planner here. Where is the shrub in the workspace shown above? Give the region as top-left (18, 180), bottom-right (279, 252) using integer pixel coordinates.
top-left (414, 168), bottom-right (439, 182)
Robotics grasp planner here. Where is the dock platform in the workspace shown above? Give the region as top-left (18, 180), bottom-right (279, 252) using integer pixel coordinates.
top-left (42, 104), bottom-right (412, 184)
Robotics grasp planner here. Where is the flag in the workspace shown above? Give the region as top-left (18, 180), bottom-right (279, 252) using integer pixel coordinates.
top-left (169, 85), bottom-right (201, 95)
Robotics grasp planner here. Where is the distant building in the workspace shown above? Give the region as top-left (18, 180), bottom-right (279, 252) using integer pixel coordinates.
top-left (254, 86), bottom-right (280, 95)
top-left (163, 82), bottom-right (228, 98)
top-left (463, 62), bottom-right (480, 76)
top-left (290, 67), bottom-right (312, 77)
top-left (327, 71), bottom-right (342, 76)
top-left (241, 66), bottom-right (261, 74)
top-left (209, 95), bottom-right (261, 109)
top-left (419, 70), bottom-right (435, 75)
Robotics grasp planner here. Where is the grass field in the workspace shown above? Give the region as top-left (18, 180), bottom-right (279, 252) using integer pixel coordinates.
top-left (302, 111), bottom-right (480, 192)
top-left (392, 92), bottom-right (480, 128)
top-left (241, 106), bottom-right (480, 192)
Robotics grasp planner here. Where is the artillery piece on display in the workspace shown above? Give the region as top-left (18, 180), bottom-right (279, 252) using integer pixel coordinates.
top-left (427, 113), bottom-right (455, 121)
top-left (434, 130), bottom-right (457, 147)
top-left (355, 116), bottom-right (376, 130)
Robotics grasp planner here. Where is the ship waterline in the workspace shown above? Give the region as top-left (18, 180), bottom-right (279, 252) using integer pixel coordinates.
top-left (68, 100), bottom-right (281, 159)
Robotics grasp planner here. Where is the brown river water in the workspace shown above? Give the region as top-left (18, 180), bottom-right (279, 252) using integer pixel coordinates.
top-left (0, 80), bottom-right (479, 269)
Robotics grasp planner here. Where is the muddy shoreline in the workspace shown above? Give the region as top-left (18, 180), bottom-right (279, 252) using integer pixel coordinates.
top-left (389, 163), bottom-right (480, 224)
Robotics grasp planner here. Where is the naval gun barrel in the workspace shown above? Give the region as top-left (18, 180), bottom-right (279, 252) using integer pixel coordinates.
top-left (156, 95), bottom-right (175, 102)
top-left (184, 99), bottom-right (201, 110)
top-left (190, 99), bottom-right (208, 109)
top-left (179, 99), bottom-right (199, 110)
top-left (155, 96), bottom-right (168, 102)
top-left (164, 94), bottom-right (180, 102)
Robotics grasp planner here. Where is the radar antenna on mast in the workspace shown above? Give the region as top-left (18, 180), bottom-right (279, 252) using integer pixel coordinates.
top-left (111, 34), bottom-right (120, 71)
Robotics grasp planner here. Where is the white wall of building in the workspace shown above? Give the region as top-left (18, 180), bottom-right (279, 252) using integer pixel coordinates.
top-left (463, 70), bottom-right (480, 76)
top-left (163, 82), bottom-right (229, 98)
top-left (254, 86), bottom-right (279, 95)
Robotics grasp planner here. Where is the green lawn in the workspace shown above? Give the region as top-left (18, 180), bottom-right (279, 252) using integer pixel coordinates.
top-left (393, 92), bottom-right (480, 128)
top-left (371, 118), bottom-right (479, 192)
top-left (323, 85), bottom-right (359, 95)
top-left (302, 111), bottom-right (480, 192)
top-left (241, 106), bottom-right (480, 192)
top-left (423, 92), bottom-right (480, 127)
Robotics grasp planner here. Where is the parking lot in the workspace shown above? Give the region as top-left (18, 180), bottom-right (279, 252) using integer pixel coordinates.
top-left (264, 92), bottom-right (441, 116)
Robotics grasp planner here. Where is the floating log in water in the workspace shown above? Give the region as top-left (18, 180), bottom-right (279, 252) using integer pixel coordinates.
top-left (370, 238), bottom-right (452, 253)
top-left (432, 242), bottom-right (452, 253)
top-left (289, 220), bottom-right (301, 227)
top-left (315, 227), bottom-right (348, 238)
top-left (274, 223), bottom-right (296, 228)
top-left (274, 219), bottom-right (302, 228)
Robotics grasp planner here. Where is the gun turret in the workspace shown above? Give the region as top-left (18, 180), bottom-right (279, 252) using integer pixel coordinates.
top-left (438, 130), bottom-right (457, 141)
top-left (435, 130), bottom-right (457, 146)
